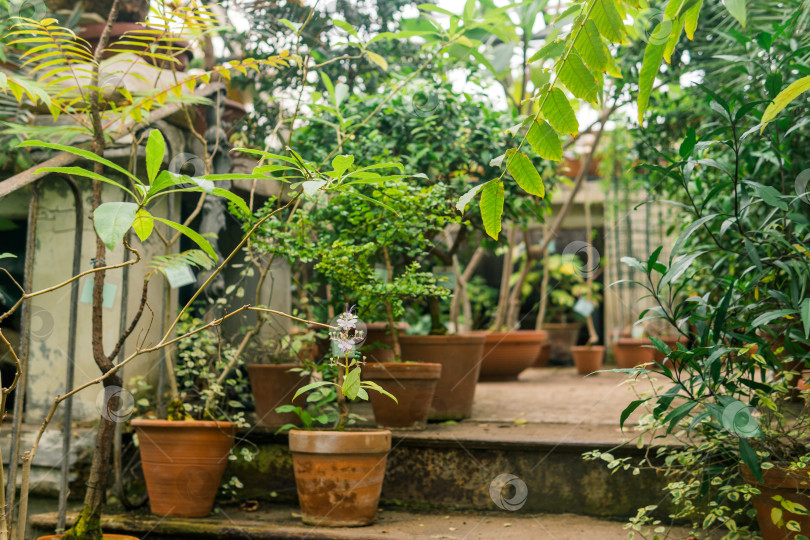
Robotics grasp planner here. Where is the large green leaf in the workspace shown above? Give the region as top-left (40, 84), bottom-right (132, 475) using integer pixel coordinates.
top-left (591, 0), bottom-right (624, 43)
top-left (19, 140), bottom-right (140, 184)
top-left (802, 298), bottom-right (810, 339)
top-left (761, 76), bottom-right (810, 133)
top-left (93, 202), bottom-right (138, 251)
top-left (542, 88), bottom-right (579, 135)
top-left (153, 217), bottom-right (217, 261)
top-left (506, 151), bottom-right (545, 197)
top-left (38, 166), bottom-right (137, 200)
top-left (343, 367), bottom-right (362, 400)
top-left (739, 438), bottom-right (762, 482)
top-left (684, 0), bottom-right (703, 39)
top-left (574, 20), bottom-right (609, 73)
top-left (145, 129), bottom-right (165, 184)
top-left (724, 0), bottom-right (746, 28)
top-left (527, 120), bottom-right (563, 161)
top-left (480, 180), bottom-right (504, 240)
top-left (558, 51), bottom-right (599, 104)
top-left (637, 28), bottom-right (668, 125)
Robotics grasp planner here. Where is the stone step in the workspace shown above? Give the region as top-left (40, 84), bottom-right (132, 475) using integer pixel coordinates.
top-left (30, 503), bottom-right (693, 539)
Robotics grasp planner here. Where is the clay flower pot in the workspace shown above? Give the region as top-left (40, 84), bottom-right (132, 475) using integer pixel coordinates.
top-left (362, 362), bottom-right (442, 430)
top-left (398, 333), bottom-right (486, 421)
top-left (612, 337), bottom-right (654, 368)
top-left (289, 429), bottom-right (391, 526)
top-left (540, 322), bottom-right (582, 363)
top-left (571, 345), bottom-right (604, 375)
top-left (741, 464), bottom-right (810, 540)
top-left (479, 330), bottom-right (548, 381)
top-left (247, 363), bottom-right (307, 427)
top-left (132, 419), bottom-right (234, 518)
top-left (361, 322), bottom-right (408, 363)
top-left (534, 342), bottom-right (552, 367)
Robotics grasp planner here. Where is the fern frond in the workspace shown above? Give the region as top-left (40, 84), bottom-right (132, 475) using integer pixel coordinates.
top-left (147, 249), bottom-right (214, 277)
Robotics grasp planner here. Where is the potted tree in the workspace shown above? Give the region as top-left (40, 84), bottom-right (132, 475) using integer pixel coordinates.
top-left (287, 307), bottom-right (397, 526)
top-left (570, 200), bottom-right (604, 376)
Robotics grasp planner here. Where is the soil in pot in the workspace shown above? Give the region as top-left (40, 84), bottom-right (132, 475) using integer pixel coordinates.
top-left (289, 429), bottom-right (391, 527)
top-left (541, 322), bottom-right (582, 363)
top-left (361, 322), bottom-right (408, 363)
top-left (398, 333), bottom-right (486, 421)
top-left (362, 362), bottom-right (441, 430)
top-left (132, 419), bottom-right (234, 518)
top-left (741, 464), bottom-right (810, 540)
top-left (571, 346), bottom-right (604, 375)
top-left (479, 330), bottom-right (547, 382)
top-left (247, 363), bottom-right (307, 427)
top-left (612, 337), bottom-right (654, 368)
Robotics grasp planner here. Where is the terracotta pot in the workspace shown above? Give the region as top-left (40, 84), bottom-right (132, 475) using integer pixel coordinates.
top-left (362, 362), bottom-right (441, 430)
top-left (571, 346), bottom-right (604, 375)
top-left (38, 537), bottom-right (138, 540)
top-left (541, 322), bottom-right (583, 362)
top-left (534, 342), bottom-right (552, 367)
top-left (398, 333), bottom-right (486, 421)
top-left (613, 337), bottom-right (654, 368)
top-left (479, 330), bottom-right (548, 381)
top-left (361, 322), bottom-right (408, 363)
top-left (741, 464), bottom-right (810, 539)
top-left (247, 364), bottom-right (307, 427)
top-left (132, 419), bottom-right (234, 518)
top-left (289, 429), bottom-right (391, 526)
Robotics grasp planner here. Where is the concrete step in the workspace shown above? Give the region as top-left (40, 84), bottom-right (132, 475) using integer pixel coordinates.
top-left (30, 503), bottom-right (693, 539)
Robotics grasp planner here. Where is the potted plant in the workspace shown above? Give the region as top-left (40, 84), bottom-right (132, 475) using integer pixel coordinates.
top-left (570, 200), bottom-right (604, 376)
top-left (286, 307), bottom-right (396, 526)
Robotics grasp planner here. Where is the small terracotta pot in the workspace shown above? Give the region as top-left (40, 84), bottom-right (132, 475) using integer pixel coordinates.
top-left (398, 333), bottom-right (486, 421)
top-left (361, 322), bottom-right (408, 363)
top-left (479, 330), bottom-right (548, 381)
top-left (38, 537), bottom-right (138, 540)
top-left (132, 419), bottom-right (234, 518)
top-left (741, 464), bottom-right (810, 540)
top-left (571, 346), bottom-right (604, 375)
top-left (289, 429), bottom-right (391, 527)
top-left (534, 342), bottom-right (552, 367)
top-left (612, 337), bottom-right (654, 368)
top-left (247, 363), bottom-right (307, 427)
top-left (362, 362), bottom-right (442, 430)
top-left (541, 322), bottom-right (582, 362)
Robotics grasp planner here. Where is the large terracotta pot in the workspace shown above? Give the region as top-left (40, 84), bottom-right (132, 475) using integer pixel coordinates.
top-left (612, 337), bottom-right (654, 368)
top-left (479, 330), bottom-right (548, 381)
top-left (289, 429), bottom-right (391, 526)
top-left (571, 345), bottom-right (604, 375)
top-left (247, 364), bottom-right (307, 427)
top-left (741, 465), bottom-right (810, 540)
top-left (362, 362), bottom-right (441, 430)
top-left (541, 322), bottom-right (582, 363)
top-left (361, 322), bottom-right (408, 363)
top-left (398, 333), bottom-right (486, 421)
top-left (534, 342), bottom-right (552, 367)
top-left (132, 419), bottom-right (234, 518)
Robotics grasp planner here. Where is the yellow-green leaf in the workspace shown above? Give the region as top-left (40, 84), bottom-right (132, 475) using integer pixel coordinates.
top-left (132, 209), bottom-right (154, 242)
top-left (542, 87), bottom-right (579, 135)
top-left (761, 76), bottom-right (810, 133)
top-left (558, 51), bottom-right (599, 104)
top-left (637, 27), bottom-right (667, 125)
top-left (574, 20), bottom-right (609, 73)
top-left (506, 150), bottom-right (545, 197)
top-left (366, 51), bottom-right (388, 71)
top-left (684, 0), bottom-right (703, 40)
top-left (592, 0), bottom-right (624, 43)
top-left (663, 20), bottom-right (684, 64)
top-left (527, 120), bottom-right (563, 162)
top-left (480, 180), bottom-right (504, 240)
top-left (724, 0), bottom-right (746, 28)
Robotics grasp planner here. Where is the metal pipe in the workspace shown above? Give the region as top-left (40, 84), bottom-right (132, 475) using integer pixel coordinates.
top-left (56, 176), bottom-right (84, 532)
